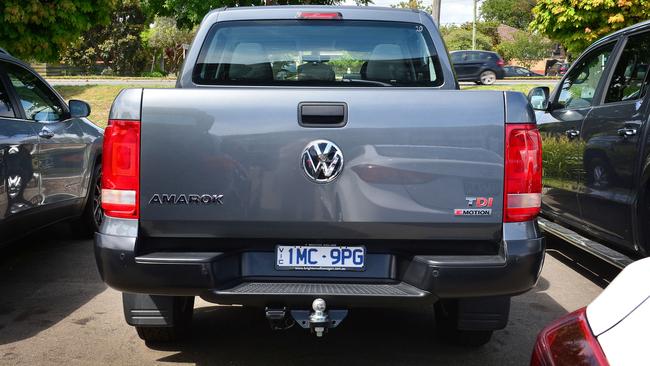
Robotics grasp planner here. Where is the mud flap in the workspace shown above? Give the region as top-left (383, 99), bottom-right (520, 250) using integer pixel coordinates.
top-left (123, 293), bottom-right (180, 327)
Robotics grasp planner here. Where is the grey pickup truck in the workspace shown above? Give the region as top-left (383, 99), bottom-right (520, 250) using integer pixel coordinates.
top-left (95, 6), bottom-right (544, 347)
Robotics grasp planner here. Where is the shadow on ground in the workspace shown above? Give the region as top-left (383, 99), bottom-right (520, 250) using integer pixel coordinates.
top-left (0, 223), bottom-right (106, 345)
top-left (137, 275), bottom-right (560, 366)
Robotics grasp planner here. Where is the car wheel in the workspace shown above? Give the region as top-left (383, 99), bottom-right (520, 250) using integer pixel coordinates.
top-left (434, 300), bottom-right (493, 347)
top-left (479, 70), bottom-right (497, 85)
top-left (135, 296), bottom-right (194, 344)
top-left (75, 163), bottom-right (102, 237)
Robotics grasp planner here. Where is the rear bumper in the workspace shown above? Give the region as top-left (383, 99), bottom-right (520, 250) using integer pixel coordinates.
top-left (94, 218), bottom-right (544, 307)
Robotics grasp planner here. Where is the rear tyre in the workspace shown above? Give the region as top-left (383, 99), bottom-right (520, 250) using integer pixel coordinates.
top-left (75, 163), bottom-right (102, 237)
top-left (478, 70), bottom-right (497, 85)
top-left (135, 296), bottom-right (194, 344)
top-left (434, 300), bottom-right (494, 347)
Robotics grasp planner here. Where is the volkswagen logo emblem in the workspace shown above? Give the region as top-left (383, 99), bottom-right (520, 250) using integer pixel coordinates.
top-left (301, 140), bottom-right (344, 183)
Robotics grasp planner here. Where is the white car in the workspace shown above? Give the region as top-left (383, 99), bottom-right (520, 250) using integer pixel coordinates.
top-left (531, 257), bottom-right (650, 365)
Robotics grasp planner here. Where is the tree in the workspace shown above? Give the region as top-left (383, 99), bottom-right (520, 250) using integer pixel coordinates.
top-left (440, 26), bottom-right (493, 51)
top-left (61, 0), bottom-right (148, 75)
top-left (142, 17), bottom-right (195, 74)
top-left (392, 0), bottom-right (432, 13)
top-left (531, 0), bottom-right (650, 54)
top-left (496, 31), bottom-right (551, 69)
top-left (0, 0), bottom-right (116, 62)
top-left (457, 21), bottom-right (501, 47)
top-left (143, 0), bottom-right (346, 28)
top-left (480, 0), bottom-right (535, 30)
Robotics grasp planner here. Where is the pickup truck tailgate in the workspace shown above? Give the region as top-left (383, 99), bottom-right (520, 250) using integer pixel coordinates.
top-left (139, 88), bottom-right (505, 241)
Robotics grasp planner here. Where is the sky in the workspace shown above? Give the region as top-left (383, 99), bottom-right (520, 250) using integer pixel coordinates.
top-left (342, 0), bottom-right (477, 25)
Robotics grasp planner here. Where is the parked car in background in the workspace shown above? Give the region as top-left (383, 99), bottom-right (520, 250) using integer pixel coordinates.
top-left (545, 62), bottom-right (570, 76)
top-left (450, 50), bottom-right (506, 85)
top-left (528, 20), bottom-right (650, 268)
top-left (504, 66), bottom-right (543, 77)
top-left (531, 257), bottom-right (649, 366)
top-left (0, 50), bottom-right (103, 245)
top-left (95, 6), bottom-right (544, 348)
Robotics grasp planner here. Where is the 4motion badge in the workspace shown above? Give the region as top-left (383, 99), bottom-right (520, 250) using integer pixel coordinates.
top-left (454, 196), bottom-right (493, 216)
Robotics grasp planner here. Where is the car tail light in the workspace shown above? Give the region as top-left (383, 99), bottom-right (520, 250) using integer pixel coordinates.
top-left (504, 123), bottom-right (542, 222)
top-left (102, 119), bottom-right (140, 219)
top-left (497, 59), bottom-right (505, 67)
top-left (297, 12), bottom-right (342, 20)
top-left (531, 307), bottom-right (609, 366)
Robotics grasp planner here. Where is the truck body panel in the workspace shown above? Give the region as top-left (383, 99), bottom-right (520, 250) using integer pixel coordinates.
top-left (139, 88), bottom-right (505, 241)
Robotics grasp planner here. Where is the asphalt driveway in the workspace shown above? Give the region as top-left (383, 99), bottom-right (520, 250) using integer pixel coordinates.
top-left (0, 224), bottom-right (608, 366)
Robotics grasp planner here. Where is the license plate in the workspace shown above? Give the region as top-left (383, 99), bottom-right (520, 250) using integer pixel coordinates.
top-left (275, 245), bottom-right (365, 271)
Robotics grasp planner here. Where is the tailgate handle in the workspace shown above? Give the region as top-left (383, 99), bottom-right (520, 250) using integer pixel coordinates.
top-left (299, 102), bottom-right (347, 127)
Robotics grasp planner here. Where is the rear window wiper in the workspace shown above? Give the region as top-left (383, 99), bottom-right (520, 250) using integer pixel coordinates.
top-left (341, 78), bottom-right (393, 87)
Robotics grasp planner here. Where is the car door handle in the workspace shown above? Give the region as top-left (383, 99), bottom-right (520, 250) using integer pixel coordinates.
top-left (565, 129), bottom-right (580, 140)
top-left (617, 127), bottom-right (637, 138)
top-left (38, 128), bottom-right (55, 139)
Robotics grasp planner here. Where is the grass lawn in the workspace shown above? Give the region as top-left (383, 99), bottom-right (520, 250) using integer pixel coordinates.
top-left (55, 84), bottom-right (169, 128)
top-left (460, 83), bottom-right (542, 94)
top-left (53, 83), bottom-right (547, 129)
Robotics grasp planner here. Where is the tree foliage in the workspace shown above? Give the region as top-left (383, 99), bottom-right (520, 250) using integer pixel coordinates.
top-left (457, 21), bottom-right (501, 47)
top-left (480, 0), bottom-right (535, 30)
top-left (440, 26), bottom-right (493, 51)
top-left (531, 0), bottom-right (650, 54)
top-left (391, 0), bottom-right (432, 13)
top-left (61, 0), bottom-right (147, 75)
top-left (496, 31), bottom-right (552, 69)
top-left (0, 0), bottom-right (116, 62)
top-left (143, 0), bottom-right (352, 28)
top-left (142, 16), bottom-right (195, 73)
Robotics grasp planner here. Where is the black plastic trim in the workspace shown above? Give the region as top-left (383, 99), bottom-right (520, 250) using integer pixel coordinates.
top-left (95, 231), bottom-right (545, 306)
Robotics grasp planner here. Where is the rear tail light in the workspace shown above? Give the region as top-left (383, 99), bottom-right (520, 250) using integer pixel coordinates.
top-left (497, 59), bottom-right (505, 67)
top-left (297, 12), bottom-right (342, 20)
top-left (102, 119), bottom-right (140, 219)
top-left (504, 123), bottom-right (542, 222)
top-left (531, 307), bottom-right (609, 366)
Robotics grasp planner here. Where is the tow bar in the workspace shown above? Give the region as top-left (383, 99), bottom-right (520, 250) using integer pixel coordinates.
top-left (265, 298), bottom-right (348, 337)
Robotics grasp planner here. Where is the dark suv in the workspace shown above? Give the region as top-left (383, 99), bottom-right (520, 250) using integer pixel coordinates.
top-left (528, 20), bottom-right (650, 267)
top-left (450, 50), bottom-right (505, 85)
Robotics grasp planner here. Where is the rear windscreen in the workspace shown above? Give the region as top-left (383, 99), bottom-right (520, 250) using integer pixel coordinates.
top-left (192, 20), bottom-right (444, 87)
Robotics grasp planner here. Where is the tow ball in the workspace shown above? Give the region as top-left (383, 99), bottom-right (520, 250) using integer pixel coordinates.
top-left (265, 298), bottom-right (348, 337)
top-left (308, 298), bottom-right (329, 337)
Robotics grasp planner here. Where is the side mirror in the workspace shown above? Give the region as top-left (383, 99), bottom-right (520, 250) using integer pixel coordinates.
top-left (528, 86), bottom-right (551, 111)
top-left (69, 99), bottom-right (91, 118)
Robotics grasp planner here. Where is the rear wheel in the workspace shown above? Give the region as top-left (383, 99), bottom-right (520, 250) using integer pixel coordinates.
top-left (435, 300), bottom-right (494, 347)
top-left (75, 163), bottom-right (102, 237)
top-left (478, 70), bottom-right (497, 85)
top-left (135, 296), bottom-right (194, 344)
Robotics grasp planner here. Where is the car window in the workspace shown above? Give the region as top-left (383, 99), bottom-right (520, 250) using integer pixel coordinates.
top-left (450, 52), bottom-right (463, 63)
top-left (194, 20), bottom-right (444, 87)
top-left (604, 31), bottom-right (650, 103)
top-left (4, 63), bottom-right (64, 122)
top-left (466, 52), bottom-right (481, 61)
top-left (482, 52), bottom-right (495, 61)
top-left (557, 43), bottom-right (614, 109)
top-left (0, 75), bottom-right (15, 118)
